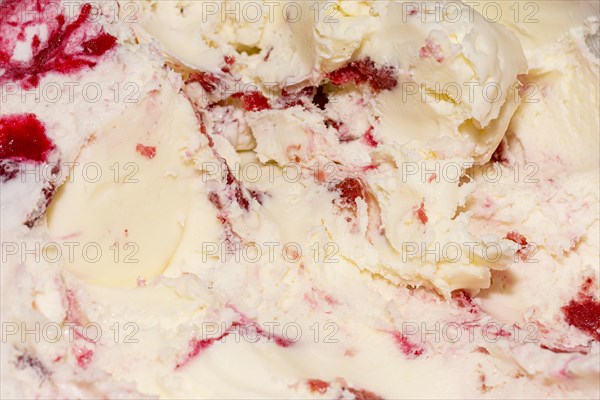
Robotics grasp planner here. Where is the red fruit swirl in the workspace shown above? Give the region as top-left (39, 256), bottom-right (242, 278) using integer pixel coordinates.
top-left (136, 144), bottom-right (156, 159)
top-left (0, 1), bottom-right (117, 88)
top-left (334, 177), bottom-right (364, 207)
top-left (327, 57), bottom-right (398, 93)
top-left (0, 113), bottom-right (54, 163)
top-left (562, 297), bottom-right (600, 341)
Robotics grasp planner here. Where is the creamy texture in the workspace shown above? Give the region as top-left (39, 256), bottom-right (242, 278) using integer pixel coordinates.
top-left (1, 1), bottom-right (599, 399)
top-left (46, 83), bottom-right (214, 287)
top-left (473, 1), bottom-right (600, 50)
top-left (504, 17), bottom-right (600, 173)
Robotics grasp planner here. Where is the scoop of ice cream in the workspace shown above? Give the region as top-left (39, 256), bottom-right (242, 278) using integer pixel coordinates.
top-left (2, 1), bottom-right (599, 399)
top-left (356, 1), bottom-right (526, 162)
top-left (281, 0), bottom-right (527, 161)
top-left (133, 0), bottom-right (313, 85)
top-left (135, 1), bottom-right (527, 163)
top-left (0, 0), bottom-right (159, 233)
top-left (472, 1), bottom-right (600, 51)
top-left (499, 17), bottom-right (599, 173)
top-left (46, 75), bottom-right (222, 288)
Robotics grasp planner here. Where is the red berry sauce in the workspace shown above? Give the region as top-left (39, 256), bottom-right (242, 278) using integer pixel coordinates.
top-left (74, 346), bottom-right (94, 369)
top-left (176, 316), bottom-right (294, 369)
top-left (306, 379), bottom-right (330, 394)
top-left (334, 177), bottom-right (365, 207)
top-left (176, 334), bottom-right (229, 370)
top-left (562, 297), bottom-right (600, 341)
top-left (361, 126), bottom-right (378, 147)
top-left (327, 57), bottom-right (398, 93)
top-left (0, 113), bottom-right (54, 163)
top-left (232, 91), bottom-right (271, 112)
top-left (0, 1), bottom-right (117, 88)
top-left (187, 72), bottom-right (221, 94)
top-left (81, 32), bottom-right (117, 57)
top-left (135, 144), bottom-right (156, 159)
top-left (419, 39), bottom-right (445, 63)
top-left (505, 231), bottom-right (527, 246)
top-left (0, 113), bottom-right (55, 183)
top-left (279, 86), bottom-right (316, 109)
top-left (392, 332), bottom-right (424, 359)
top-left (452, 289), bottom-right (479, 314)
top-left (221, 55), bottom-right (235, 72)
top-left (414, 200), bottom-right (428, 225)
top-left (505, 231), bottom-right (530, 261)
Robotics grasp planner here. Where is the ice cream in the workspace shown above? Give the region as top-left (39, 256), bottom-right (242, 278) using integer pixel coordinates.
top-left (1, 1), bottom-right (599, 399)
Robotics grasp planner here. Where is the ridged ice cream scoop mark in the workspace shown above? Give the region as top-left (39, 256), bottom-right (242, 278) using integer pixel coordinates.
top-left (0, 1), bottom-right (117, 88)
top-left (327, 57), bottom-right (398, 93)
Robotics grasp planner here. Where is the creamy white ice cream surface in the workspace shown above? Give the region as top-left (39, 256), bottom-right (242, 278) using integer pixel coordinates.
top-left (1, 1), bottom-right (599, 399)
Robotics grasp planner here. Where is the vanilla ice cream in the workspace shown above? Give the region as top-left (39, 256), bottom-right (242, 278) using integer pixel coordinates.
top-left (1, 1), bottom-right (599, 399)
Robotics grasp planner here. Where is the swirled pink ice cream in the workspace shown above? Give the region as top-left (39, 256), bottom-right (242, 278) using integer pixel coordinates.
top-left (1, 1), bottom-right (598, 399)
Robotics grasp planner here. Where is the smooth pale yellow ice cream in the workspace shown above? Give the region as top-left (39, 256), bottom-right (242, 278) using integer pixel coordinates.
top-left (46, 80), bottom-right (217, 288)
top-left (1, 1), bottom-right (599, 399)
